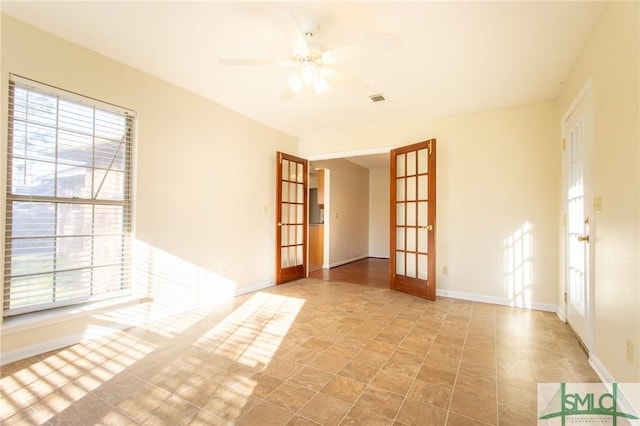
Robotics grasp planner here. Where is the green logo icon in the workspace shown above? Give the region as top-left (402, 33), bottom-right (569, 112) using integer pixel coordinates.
top-left (538, 383), bottom-right (639, 425)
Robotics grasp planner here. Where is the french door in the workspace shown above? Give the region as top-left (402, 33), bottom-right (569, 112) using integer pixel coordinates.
top-left (563, 88), bottom-right (592, 348)
top-left (275, 152), bottom-right (308, 284)
top-left (390, 140), bottom-right (437, 300)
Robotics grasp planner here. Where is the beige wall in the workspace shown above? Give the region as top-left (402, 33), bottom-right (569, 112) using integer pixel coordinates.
top-left (0, 15), bottom-right (297, 361)
top-left (302, 102), bottom-right (560, 310)
top-left (555, 1), bottom-right (639, 382)
top-left (369, 168), bottom-right (390, 258)
top-left (310, 159), bottom-right (369, 266)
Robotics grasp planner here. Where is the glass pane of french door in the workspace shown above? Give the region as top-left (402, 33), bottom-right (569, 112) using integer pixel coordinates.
top-left (395, 147), bottom-right (429, 279)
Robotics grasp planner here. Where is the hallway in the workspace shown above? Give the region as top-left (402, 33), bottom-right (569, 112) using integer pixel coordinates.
top-left (308, 258), bottom-right (390, 289)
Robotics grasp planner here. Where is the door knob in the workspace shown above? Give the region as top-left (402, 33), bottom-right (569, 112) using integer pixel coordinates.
top-left (577, 235), bottom-right (589, 242)
top-left (420, 224), bottom-right (433, 231)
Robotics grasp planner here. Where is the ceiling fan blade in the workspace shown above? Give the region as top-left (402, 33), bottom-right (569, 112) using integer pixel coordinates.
top-left (324, 67), bottom-right (370, 94)
top-left (271, 8), bottom-right (310, 58)
top-left (280, 85), bottom-right (296, 101)
top-left (322, 34), bottom-right (395, 65)
top-left (219, 58), bottom-right (293, 67)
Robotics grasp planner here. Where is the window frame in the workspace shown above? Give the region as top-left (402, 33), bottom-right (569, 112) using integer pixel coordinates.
top-left (3, 75), bottom-right (136, 317)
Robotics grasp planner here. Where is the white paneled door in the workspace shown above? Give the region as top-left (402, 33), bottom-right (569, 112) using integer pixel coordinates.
top-left (563, 86), bottom-right (592, 349)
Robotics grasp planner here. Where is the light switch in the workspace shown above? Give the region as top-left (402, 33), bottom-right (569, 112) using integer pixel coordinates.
top-left (593, 195), bottom-right (602, 213)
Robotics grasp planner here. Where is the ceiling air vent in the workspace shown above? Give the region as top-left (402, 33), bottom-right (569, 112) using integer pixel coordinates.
top-left (369, 94), bottom-right (386, 103)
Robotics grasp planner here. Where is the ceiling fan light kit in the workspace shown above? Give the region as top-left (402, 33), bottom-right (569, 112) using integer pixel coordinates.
top-left (219, 9), bottom-right (394, 100)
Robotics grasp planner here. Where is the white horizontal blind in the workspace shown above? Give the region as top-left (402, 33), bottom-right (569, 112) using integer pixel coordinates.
top-left (4, 76), bottom-right (135, 317)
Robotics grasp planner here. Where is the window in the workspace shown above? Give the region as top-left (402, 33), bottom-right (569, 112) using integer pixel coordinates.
top-left (4, 76), bottom-right (135, 317)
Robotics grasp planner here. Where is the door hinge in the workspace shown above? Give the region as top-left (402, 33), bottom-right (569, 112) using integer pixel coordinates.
top-left (562, 214), bottom-right (567, 227)
top-left (562, 138), bottom-right (566, 151)
top-left (428, 140), bottom-right (432, 155)
top-left (564, 292), bottom-right (567, 303)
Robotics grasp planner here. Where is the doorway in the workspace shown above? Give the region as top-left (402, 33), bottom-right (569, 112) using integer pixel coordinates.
top-left (308, 168), bottom-right (327, 272)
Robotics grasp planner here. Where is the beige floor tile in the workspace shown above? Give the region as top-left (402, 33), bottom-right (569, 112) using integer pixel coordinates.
top-left (279, 347), bottom-right (321, 365)
top-left (352, 349), bottom-right (389, 368)
top-left (458, 362), bottom-right (497, 380)
top-left (399, 336), bottom-right (435, 353)
top-left (321, 374), bottom-right (367, 403)
top-left (435, 334), bottom-right (465, 348)
top-left (325, 342), bottom-right (362, 358)
top-left (365, 339), bottom-right (398, 356)
top-left (309, 352), bottom-right (350, 374)
top-left (266, 382), bottom-right (315, 412)
top-left (454, 372), bottom-right (497, 401)
top-left (289, 366), bottom-right (334, 392)
top-left (286, 415), bottom-right (322, 425)
top-left (406, 378), bottom-right (452, 409)
top-left (497, 382), bottom-right (538, 411)
top-left (396, 398), bottom-right (447, 426)
top-left (179, 409), bottom-right (231, 426)
top-left (298, 392), bottom-right (352, 426)
top-left (497, 402), bottom-right (538, 426)
top-left (235, 400), bottom-right (294, 426)
top-left (380, 357), bottom-right (421, 379)
top-left (202, 394), bottom-right (260, 422)
top-left (354, 387), bottom-right (404, 419)
top-left (424, 343), bottom-right (462, 373)
top-left (369, 369), bottom-right (413, 395)
top-left (340, 405), bottom-right (394, 426)
top-left (247, 372), bottom-right (285, 398)
top-left (34, 391), bottom-right (110, 425)
top-left (338, 361), bottom-right (378, 384)
top-left (416, 364), bottom-right (457, 388)
top-left (2, 406), bottom-right (50, 426)
top-left (301, 337), bottom-right (335, 351)
top-left (263, 358), bottom-right (305, 380)
top-left (137, 394), bottom-right (199, 425)
top-left (446, 411), bottom-right (493, 425)
top-left (450, 389), bottom-right (497, 425)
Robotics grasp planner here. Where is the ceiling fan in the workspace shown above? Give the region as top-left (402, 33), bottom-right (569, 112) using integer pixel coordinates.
top-left (219, 9), bottom-right (394, 100)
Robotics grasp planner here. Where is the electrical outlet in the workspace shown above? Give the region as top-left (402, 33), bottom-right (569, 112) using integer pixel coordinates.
top-left (627, 340), bottom-right (634, 363)
top-left (442, 266), bottom-right (448, 275)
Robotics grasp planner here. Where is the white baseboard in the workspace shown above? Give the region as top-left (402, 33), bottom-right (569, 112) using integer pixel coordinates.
top-left (235, 280), bottom-right (275, 296)
top-left (589, 352), bottom-right (616, 383)
top-left (326, 255), bottom-right (368, 269)
top-left (555, 306), bottom-right (566, 323)
top-left (435, 288), bottom-right (557, 312)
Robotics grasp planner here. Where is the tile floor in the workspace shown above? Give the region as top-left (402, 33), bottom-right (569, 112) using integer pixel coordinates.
top-left (1, 278), bottom-right (600, 425)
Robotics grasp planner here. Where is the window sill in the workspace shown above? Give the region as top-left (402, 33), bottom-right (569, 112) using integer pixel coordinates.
top-left (1, 296), bottom-right (149, 336)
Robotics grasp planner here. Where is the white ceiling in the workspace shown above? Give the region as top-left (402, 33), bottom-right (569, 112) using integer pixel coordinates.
top-left (2, 1), bottom-right (604, 150)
